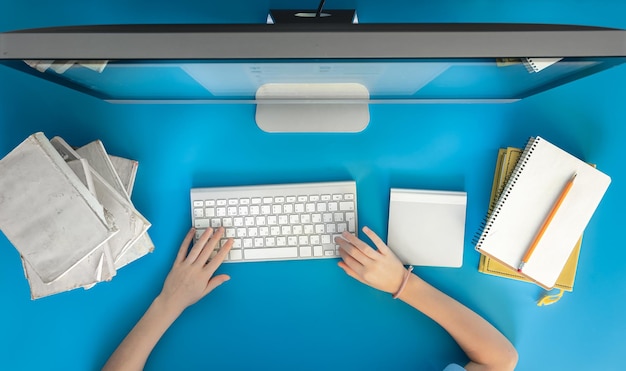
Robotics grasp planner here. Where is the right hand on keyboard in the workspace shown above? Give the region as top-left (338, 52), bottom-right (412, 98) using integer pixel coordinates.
top-left (335, 226), bottom-right (407, 295)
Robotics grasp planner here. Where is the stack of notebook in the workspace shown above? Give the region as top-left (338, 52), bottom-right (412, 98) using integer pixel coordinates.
top-left (475, 137), bottom-right (610, 303)
top-left (0, 132), bottom-right (153, 299)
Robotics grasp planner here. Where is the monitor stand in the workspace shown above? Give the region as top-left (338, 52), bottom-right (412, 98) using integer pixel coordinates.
top-left (255, 83), bottom-right (370, 133)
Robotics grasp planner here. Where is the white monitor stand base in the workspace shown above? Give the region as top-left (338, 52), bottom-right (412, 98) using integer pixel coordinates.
top-left (255, 83), bottom-right (370, 133)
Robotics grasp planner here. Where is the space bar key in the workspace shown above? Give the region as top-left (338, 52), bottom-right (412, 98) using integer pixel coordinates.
top-left (244, 247), bottom-right (299, 260)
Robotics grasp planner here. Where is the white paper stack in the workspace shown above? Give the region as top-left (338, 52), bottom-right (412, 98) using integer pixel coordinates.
top-left (0, 132), bottom-right (153, 299)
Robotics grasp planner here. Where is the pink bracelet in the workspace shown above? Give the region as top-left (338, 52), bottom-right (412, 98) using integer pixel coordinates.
top-left (392, 266), bottom-right (414, 299)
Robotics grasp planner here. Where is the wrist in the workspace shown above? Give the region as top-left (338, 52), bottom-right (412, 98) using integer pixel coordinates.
top-left (152, 294), bottom-right (185, 321)
top-left (392, 266), bottom-right (414, 299)
top-left (395, 273), bottom-right (424, 302)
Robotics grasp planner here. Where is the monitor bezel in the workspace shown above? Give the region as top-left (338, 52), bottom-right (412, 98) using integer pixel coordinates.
top-left (1, 23), bottom-right (626, 60)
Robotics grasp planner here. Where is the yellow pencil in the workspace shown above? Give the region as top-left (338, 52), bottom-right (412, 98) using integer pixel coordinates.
top-left (517, 172), bottom-right (577, 272)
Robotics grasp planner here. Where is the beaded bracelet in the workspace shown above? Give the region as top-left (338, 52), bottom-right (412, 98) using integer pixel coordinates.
top-left (392, 266), bottom-right (414, 299)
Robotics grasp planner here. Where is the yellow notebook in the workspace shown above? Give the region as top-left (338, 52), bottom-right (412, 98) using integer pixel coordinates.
top-left (477, 147), bottom-right (583, 302)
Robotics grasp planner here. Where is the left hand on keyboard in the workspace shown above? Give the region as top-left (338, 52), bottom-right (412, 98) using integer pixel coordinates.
top-left (158, 227), bottom-right (233, 314)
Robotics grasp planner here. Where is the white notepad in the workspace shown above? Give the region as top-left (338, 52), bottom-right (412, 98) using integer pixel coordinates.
top-left (475, 136), bottom-right (611, 289)
top-left (387, 189), bottom-right (467, 268)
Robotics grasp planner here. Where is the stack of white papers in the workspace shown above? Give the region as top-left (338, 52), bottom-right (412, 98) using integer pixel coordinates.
top-left (0, 132), bottom-right (153, 299)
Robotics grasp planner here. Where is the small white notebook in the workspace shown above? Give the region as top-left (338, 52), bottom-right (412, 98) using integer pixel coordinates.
top-left (475, 136), bottom-right (611, 289)
top-left (387, 189), bottom-right (467, 268)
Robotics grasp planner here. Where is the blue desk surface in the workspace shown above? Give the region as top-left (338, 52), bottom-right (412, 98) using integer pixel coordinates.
top-left (1, 1), bottom-right (625, 370)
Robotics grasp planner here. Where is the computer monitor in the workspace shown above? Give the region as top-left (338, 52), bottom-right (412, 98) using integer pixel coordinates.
top-left (1, 23), bottom-right (625, 132)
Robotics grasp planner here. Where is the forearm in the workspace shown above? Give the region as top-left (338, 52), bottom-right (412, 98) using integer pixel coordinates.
top-left (398, 274), bottom-right (518, 371)
top-left (102, 296), bottom-right (182, 371)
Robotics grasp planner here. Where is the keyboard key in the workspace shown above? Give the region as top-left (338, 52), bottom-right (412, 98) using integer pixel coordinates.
top-left (300, 246), bottom-right (312, 257)
top-left (245, 247), bottom-right (298, 260)
top-left (340, 201), bottom-right (355, 211)
top-left (229, 249), bottom-right (243, 260)
top-left (195, 219), bottom-right (210, 228)
top-left (313, 245), bottom-right (323, 256)
top-left (346, 212), bottom-right (356, 232)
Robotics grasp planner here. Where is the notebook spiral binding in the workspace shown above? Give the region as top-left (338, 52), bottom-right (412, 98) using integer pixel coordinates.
top-left (473, 137), bottom-right (540, 248)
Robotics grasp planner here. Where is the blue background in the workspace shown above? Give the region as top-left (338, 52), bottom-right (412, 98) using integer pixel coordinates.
top-left (1, 1), bottom-right (625, 370)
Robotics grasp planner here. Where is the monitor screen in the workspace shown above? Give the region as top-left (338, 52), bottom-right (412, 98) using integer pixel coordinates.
top-left (1, 23), bottom-right (625, 130)
top-left (1, 57), bottom-right (621, 103)
top-left (1, 23), bottom-right (625, 103)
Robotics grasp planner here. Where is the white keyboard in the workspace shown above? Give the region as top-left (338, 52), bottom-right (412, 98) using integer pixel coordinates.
top-left (190, 181), bottom-right (358, 262)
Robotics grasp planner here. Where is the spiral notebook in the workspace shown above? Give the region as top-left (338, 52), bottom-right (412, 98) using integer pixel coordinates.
top-left (474, 137), bottom-right (611, 289)
top-left (478, 147), bottom-right (582, 295)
